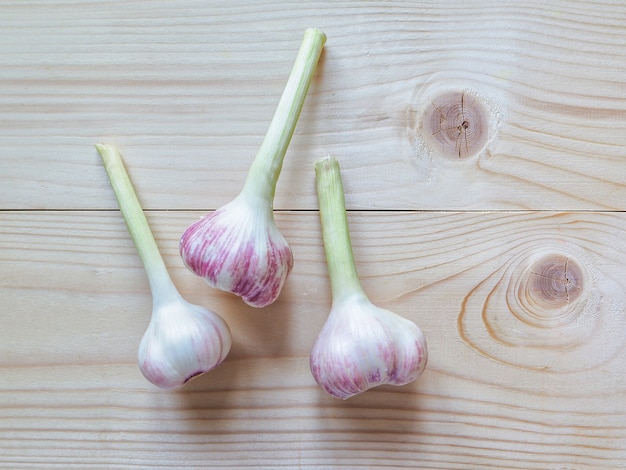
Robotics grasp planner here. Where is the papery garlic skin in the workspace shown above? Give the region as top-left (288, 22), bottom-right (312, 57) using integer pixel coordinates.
top-left (180, 194), bottom-right (293, 308)
top-left (179, 28), bottom-right (325, 308)
top-left (310, 295), bottom-right (428, 400)
top-left (96, 143), bottom-right (232, 390)
top-left (312, 155), bottom-right (428, 400)
top-left (138, 295), bottom-right (232, 390)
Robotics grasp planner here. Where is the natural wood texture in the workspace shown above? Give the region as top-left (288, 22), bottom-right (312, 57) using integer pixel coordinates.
top-left (2, 0), bottom-right (626, 468)
top-left (2, 210), bottom-right (626, 468)
top-left (1, 1), bottom-right (626, 211)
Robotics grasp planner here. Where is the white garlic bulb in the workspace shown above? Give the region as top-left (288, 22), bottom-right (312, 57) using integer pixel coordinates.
top-left (179, 28), bottom-right (326, 308)
top-left (310, 156), bottom-right (428, 399)
top-left (138, 295), bottom-right (231, 390)
top-left (97, 143), bottom-right (232, 390)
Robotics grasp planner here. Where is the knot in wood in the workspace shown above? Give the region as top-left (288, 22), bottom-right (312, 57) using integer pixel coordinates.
top-left (422, 91), bottom-right (488, 160)
top-left (523, 254), bottom-right (584, 313)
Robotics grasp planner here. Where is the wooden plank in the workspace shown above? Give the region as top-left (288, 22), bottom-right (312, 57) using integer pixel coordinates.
top-left (1, 210), bottom-right (626, 468)
top-left (3, 0), bottom-right (626, 468)
top-left (1, 1), bottom-right (625, 210)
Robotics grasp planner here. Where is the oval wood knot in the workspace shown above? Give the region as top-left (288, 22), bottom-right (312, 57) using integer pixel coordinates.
top-left (422, 91), bottom-right (488, 160)
top-left (522, 254), bottom-right (584, 315)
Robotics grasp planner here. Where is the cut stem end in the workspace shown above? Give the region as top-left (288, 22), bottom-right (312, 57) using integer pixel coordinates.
top-left (96, 144), bottom-right (177, 299)
top-left (315, 156), bottom-right (366, 304)
top-left (242, 28), bottom-right (326, 202)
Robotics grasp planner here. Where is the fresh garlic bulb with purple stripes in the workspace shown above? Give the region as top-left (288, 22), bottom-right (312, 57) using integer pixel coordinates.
top-left (180, 28), bottom-right (326, 308)
top-left (97, 144), bottom-right (231, 390)
top-left (310, 156), bottom-right (428, 399)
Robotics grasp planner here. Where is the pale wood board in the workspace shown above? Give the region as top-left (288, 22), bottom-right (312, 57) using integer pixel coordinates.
top-left (2, 1), bottom-right (626, 469)
top-left (2, 0), bottom-right (626, 211)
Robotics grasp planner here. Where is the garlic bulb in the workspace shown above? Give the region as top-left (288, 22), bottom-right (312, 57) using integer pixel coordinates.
top-left (138, 294), bottom-right (231, 390)
top-left (310, 156), bottom-right (428, 399)
top-left (96, 144), bottom-right (231, 390)
top-left (310, 295), bottom-right (428, 400)
top-left (180, 28), bottom-right (326, 308)
top-left (180, 193), bottom-right (293, 308)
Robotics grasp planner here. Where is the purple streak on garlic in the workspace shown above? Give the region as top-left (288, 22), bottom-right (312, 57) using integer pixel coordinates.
top-left (96, 144), bottom-right (232, 390)
top-left (310, 295), bottom-right (427, 400)
top-left (310, 156), bottom-right (428, 400)
top-left (138, 295), bottom-right (231, 390)
top-left (180, 194), bottom-right (293, 308)
top-left (179, 28), bottom-right (326, 308)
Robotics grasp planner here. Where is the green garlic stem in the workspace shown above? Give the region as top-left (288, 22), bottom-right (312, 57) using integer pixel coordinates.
top-left (242, 27), bottom-right (326, 205)
top-left (315, 156), bottom-right (366, 305)
top-left (96, 144), bottom-right (178, 301)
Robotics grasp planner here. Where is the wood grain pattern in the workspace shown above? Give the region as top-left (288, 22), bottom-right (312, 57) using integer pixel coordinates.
top-left (2, 0), bottom-right (626, 468)
top-left (2, 210), bottom-right (626, 468)
top-left (1, 1), bottom-right (625, 210)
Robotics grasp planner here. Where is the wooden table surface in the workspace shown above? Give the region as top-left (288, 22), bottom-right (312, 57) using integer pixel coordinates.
top-left (2, 1), bottom-right (626, 468)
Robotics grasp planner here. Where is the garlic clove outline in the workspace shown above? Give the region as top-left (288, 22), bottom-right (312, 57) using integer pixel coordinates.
top-left (138, 294), bottom-right (232, 390)
top-left (310, 294), bottom-right (428, 400)
top-left (311, 156), bottom-right (428, 399)
top-left (179, 28), bottom-right (326, 308)
top-left (96, 143), bottom-right (232, 389)
top-left (180, 193), bottom-right (293, 308)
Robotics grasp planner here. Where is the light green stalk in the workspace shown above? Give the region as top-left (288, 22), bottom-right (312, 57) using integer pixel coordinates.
top-left (315, 156), bottom-right (367, 305)
top-left (242, 28), bottom-right (326, 205)
top-left (96, 144), bottom-right (178, 301)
